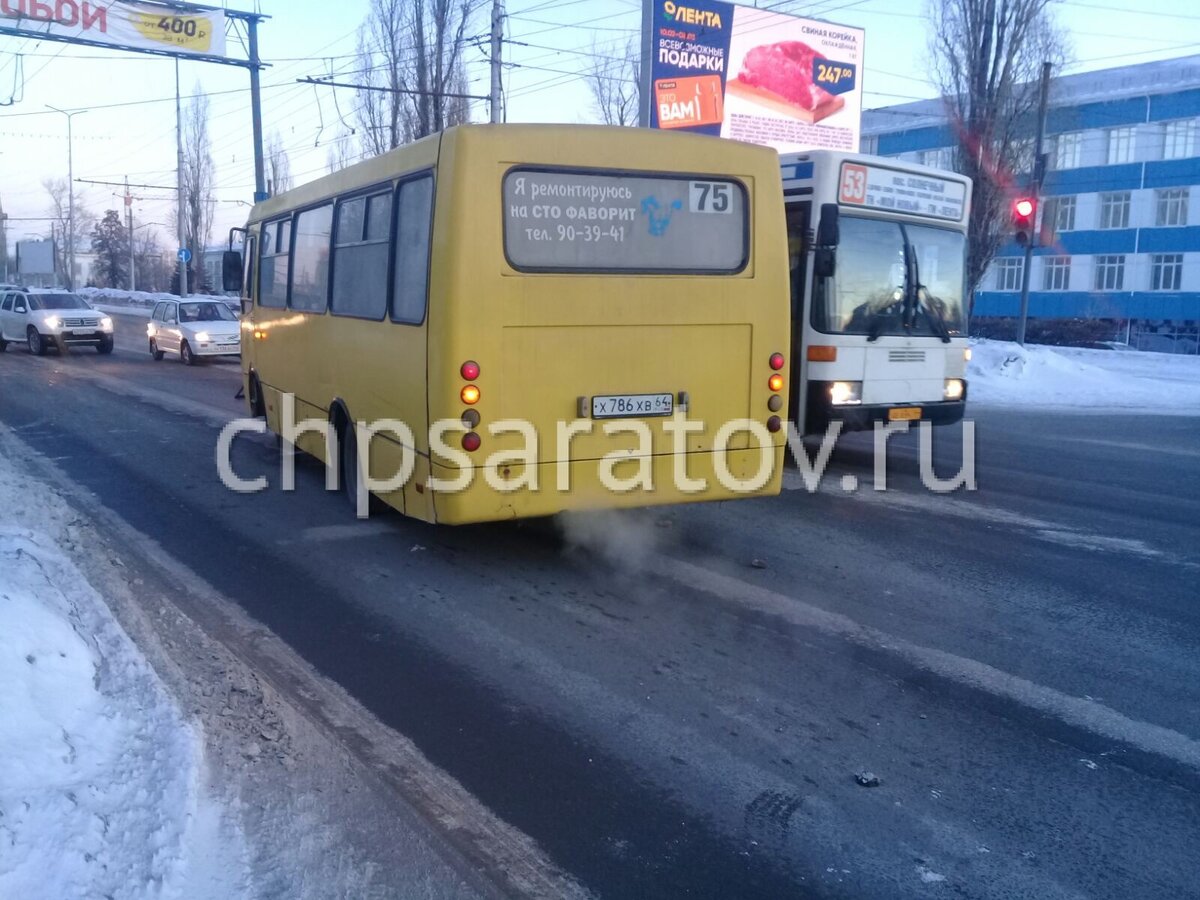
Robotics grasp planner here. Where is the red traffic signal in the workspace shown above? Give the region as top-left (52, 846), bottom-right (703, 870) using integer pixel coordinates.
top-left (1012, 196), bottom-right (1037, 246)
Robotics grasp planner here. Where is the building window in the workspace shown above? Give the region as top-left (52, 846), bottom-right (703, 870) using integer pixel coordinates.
top-left (1054, 195), bottom-right (1077, 232)
top-left (1106, 126), bottom-right (1136, 164)
top-left (919, 147), bottom-right (953, 170)
top-left (1053, 132), bottom-right (1083, 169)
top-left (995, 257), bottom-right (1024, 291)
top-left (1163, 119), bottom-right (1196, 160)
top-left (1151, 254), bottom-right (1183, 291)
top-left (861, 135), bottom-right (878, 155)
top-left (1042, 256), bottom-right (1071, 291)
top-left (1094, 255), bottom-right (1126, 291)
top-left (1155, 188), bottom-right (1189, 226)
top-left (1099, 192), bottom-right (1131, 229)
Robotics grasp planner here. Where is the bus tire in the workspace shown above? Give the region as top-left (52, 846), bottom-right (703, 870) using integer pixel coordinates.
top-left (248, 372), bottom-right (266, 418)
top-left (340, 421), bottom-right (360, 511)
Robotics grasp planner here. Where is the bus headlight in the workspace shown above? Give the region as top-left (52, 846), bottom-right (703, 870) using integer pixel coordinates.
top-left (829, 381), bottom-right (862, 406)
top-left (944, 378), bottom-right (965, 401)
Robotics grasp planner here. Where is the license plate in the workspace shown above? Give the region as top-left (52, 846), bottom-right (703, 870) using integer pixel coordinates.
top-left (887, 407), bottom-right (922, 421)
top-left (592, 392), bottom-right (674, 419)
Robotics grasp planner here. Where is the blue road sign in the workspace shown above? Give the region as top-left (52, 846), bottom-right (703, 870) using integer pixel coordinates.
top-left (178, 248), bottom-right (192, 264)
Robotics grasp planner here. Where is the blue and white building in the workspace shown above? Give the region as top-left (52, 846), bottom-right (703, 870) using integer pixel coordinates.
top-left (863, 55), bottom-right (1200, 353)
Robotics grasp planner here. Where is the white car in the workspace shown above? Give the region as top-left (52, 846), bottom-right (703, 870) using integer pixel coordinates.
top-left (147, 298), bottom-right (241, 365)
top-left (0, 289), bottom-right (114, 355)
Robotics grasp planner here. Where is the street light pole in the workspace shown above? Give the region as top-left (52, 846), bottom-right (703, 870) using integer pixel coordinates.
top-left (46, 105), bottom-right (87, 291)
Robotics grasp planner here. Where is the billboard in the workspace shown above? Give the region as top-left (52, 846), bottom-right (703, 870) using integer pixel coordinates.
top-left (16, 239), bottom-right (55, 276)
top-left (646, 0), bottom-right (864, 154)
top-left (0, 1), bottom-right (226, 57)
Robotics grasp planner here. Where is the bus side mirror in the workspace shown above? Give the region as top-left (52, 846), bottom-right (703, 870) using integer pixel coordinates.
top-left (222, 250), bottom-right (243, 293)
top-left (814, 203), bottom-right (839, 278)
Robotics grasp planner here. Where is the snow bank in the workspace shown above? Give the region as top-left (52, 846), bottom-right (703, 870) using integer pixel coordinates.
top-left (0, 457), bottom-right (246, 898)
top-left (79, 287), bottom-right (231, 311)
top-left (968, 339), bottom-right (1200, 414)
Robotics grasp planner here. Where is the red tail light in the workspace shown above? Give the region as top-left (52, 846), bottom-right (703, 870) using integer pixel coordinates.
top-left (767, 416), bottom-right (782, 433)
top-left (462, 432), bottom-right (481, 452)
top-left (461, 360), bottom-right (480, 381)
top-left (769, 352), bottom-right (785, 370)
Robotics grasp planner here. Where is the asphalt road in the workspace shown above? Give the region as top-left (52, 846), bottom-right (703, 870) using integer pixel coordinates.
top-left (2, 312), bottom-right (1199, 899)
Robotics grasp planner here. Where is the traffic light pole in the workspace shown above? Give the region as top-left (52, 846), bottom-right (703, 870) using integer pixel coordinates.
top-left (1016, 62), bottom-right (1053, 347)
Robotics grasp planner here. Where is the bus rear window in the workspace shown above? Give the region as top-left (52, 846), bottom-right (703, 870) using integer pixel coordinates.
top-left (503, 168), bottom-right (748, 274)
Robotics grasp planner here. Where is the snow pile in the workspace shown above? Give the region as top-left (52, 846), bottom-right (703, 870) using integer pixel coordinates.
top-left (968, 339), bottom-right (1200, 413)
top-left (79, 287), bottom-right (231, 311)
top-left (0, 464), bottom-right (246, 897)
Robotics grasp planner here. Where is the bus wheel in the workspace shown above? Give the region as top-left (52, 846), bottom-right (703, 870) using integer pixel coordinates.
top-left (248, 373), bottom-right (266, 418)
top-left (340, 422), bottom-right (361, 511)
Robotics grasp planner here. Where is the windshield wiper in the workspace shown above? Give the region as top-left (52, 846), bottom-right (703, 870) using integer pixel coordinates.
top-left (904, 238), bottom-right (952, 343)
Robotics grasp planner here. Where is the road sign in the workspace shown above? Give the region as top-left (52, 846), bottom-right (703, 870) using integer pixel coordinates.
top-left (178, 247), bottom-right (192, 264)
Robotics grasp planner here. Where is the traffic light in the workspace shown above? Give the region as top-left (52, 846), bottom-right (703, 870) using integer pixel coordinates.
top-left (1012, 196), bottom-right (1036, 246)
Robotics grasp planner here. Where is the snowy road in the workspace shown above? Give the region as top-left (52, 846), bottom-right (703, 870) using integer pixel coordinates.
top-left (2, 313), bottom-right (1199, 898)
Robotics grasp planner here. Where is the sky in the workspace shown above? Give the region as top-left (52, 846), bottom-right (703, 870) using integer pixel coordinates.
top-left (2, 0), bottom-right (1199, 253)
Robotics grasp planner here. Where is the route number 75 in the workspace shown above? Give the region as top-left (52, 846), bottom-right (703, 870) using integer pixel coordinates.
top-left (690, 181), bottom-right (733, 214)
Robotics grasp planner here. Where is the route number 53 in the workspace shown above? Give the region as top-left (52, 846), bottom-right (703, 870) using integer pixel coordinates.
top-left (690, 181), bottom-right (733, 214)
top-left (839, 164), bottom-right (868, 205)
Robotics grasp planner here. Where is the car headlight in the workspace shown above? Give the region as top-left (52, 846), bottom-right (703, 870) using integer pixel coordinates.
top-left (830, 381), bottom-right (862, 406)
top-left (100, 317), bottom-right (113, 331)
top-left (195, 331), bottom-right (211, 342)
top-left (45, 315), bottom-right (61, 330)
top-left (944, 378), bottom-right (965, 401)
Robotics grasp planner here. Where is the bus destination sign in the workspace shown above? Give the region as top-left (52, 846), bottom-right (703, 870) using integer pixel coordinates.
top-left (837, 162), bottom-right (967, 222)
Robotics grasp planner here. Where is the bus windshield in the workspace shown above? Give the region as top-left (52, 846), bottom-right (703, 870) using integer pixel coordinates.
top-left (814, 216), bottom-right (966, 338)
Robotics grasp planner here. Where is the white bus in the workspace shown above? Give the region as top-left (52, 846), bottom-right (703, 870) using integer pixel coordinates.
top-left (781, 151), bottom-right (972, 436)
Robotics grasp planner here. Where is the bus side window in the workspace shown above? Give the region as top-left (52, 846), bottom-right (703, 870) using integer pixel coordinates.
top-left (242, 236), bottom-right (257, 308)
top-left (331, 193), bottom-right (390, 320)
top-left (392, 175), bottom-right (433, 325)
top-left (259, 219), bottom-right (290, 308)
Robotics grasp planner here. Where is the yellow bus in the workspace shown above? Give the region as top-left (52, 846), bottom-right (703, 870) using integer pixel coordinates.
top-left (224, 124), bottom-right (790, 525)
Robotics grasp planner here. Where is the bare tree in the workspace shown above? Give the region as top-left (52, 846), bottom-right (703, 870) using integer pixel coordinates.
top-left (355, 0), bottom-right (478, 155)
top-left (134, 230), bottom-right (167, 293)
top-left (266, 131), bottom-right (293, 195)
top-left (177, 83), bottom-right (216, 291)
top-left (43, 178), bottom-right (95, 285)
top-left (0, 192), bottom-right (8, 281)
top-left (587, 40), bottom-right (641, 126)
top-left (326, 129), bottom-right (359, 174)
top-left (928, 0), bottom-right (1068, 307)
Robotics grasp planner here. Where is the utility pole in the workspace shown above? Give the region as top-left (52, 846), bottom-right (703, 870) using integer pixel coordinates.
top-left (1016, 61), bottom-right (1052, 347)
top-left (125, 176), bottom-right (135, 292)
top-left (248, 15), bottom-right (268, 202)
top-left (490, 0), bottom-right (504, 124)
top-left (176, 59), bottom-right (189, 298)
top-left (47, 105), bottom-right (86, 291)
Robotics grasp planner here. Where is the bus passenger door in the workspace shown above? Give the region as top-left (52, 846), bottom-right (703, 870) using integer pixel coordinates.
top-left (785, 200), bottom-right (811, 424)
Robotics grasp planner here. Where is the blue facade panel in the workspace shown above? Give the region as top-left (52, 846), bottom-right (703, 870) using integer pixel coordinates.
top-left (1043, 163), bottom-right (1142, 195)
top-left (1144, 157), bottom-right (1200, 189)
top-left (1047, 96), bottom-right (1147, 134)
top-left (1138, 227), bottom-right (1200, 253)
top-left (876, 125), bottom-right (953, 156)
top-left (1148, 88), bottom-right (1200, 123)
top-left (975, 291), bottom-right (1199, 319)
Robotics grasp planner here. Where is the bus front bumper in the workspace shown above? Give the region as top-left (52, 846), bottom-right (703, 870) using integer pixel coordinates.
top-left (805, 381), bottom-right (967, 434)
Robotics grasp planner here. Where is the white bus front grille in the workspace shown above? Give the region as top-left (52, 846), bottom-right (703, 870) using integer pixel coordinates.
top-left (888, 349), bottom-right (926, 363)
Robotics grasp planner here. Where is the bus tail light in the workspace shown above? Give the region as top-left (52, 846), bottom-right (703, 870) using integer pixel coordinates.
top-left (767, 416), bottom-right (782, 433)
top-left (808, 345), bottom-right (837, 362)
top-left (461, 408), bottom-right (481, 428)
top-left (462, 432), bottom-right (482, 452)
top-left (461, 385), bottom-right (480, 405)
top-left (461, 360), bottom-right (480, 380)
top-left (769, 352), bottom-right (785, 370)
top-left (768, 373), bottom-right (785, 392)
top-left (767, 395), bottom-right (783, 412)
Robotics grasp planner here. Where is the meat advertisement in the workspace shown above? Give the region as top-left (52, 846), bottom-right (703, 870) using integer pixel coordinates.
top-left (648, 0), bottom-right (864, 154)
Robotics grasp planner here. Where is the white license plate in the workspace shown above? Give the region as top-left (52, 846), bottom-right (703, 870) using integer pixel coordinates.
top-left (592, 393), bottom-right (674, 419)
